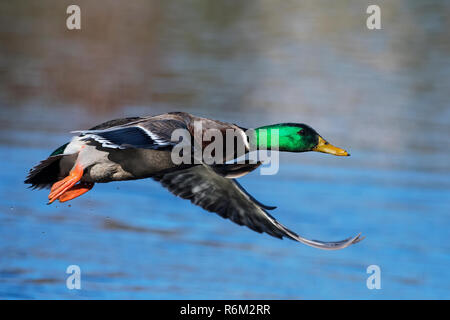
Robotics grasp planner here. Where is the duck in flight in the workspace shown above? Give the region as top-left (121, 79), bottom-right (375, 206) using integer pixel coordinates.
top-left (25, 112), bottom-right (363, 250)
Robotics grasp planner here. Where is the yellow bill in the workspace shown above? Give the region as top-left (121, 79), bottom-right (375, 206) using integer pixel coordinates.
top-left (313, 136), bottom-right (350, 156)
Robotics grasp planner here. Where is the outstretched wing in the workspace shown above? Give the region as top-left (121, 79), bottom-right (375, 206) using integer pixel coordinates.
top-left (153, 165), bottom-right (363, 250)
top-left (73, 119), bottom-right (188, 150)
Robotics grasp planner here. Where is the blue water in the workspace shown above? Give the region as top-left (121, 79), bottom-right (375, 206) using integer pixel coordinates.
top-left (1, 113), bottom-right (449, 299)
top-left (0, 1), bottom-right (449, 299)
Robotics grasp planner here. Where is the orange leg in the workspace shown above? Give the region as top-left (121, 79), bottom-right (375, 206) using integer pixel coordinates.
top-left (58, 182), bottom-right (94, 203)
top-left (48, 164), bottom-right (84, 204)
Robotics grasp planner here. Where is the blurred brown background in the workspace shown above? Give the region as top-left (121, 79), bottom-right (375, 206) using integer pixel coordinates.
top-left (0, 3), bottom-right (448, 114)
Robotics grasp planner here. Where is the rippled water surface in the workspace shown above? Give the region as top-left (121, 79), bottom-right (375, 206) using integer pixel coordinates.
top-left (0, 1), bottom-right (449, 299)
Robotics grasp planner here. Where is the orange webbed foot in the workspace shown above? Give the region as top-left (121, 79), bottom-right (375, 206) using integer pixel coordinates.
top-left (48, 164), bottom-right (84, 204)
top-left (58, 182), bottom-right (94, 203)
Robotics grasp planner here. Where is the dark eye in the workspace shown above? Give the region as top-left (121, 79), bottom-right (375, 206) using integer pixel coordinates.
top-left (298, 129), bottom-right (306, 136)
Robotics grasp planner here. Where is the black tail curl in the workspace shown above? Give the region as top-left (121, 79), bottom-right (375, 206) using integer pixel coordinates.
top-left (24, 155), bottom-right (64, 190)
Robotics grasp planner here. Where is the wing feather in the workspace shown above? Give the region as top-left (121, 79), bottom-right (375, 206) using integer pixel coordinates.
top-left (153, 165), bottom-right (363, 250)
top-left (72, 119), bottom-right (188, 150)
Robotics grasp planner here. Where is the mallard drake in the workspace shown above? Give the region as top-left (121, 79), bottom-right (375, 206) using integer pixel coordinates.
top-left (25, 112), bottom-right (363, 250)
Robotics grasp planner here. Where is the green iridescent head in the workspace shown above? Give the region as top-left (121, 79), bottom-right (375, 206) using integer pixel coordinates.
top-left (254, 123), bottom-right (349, 156)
